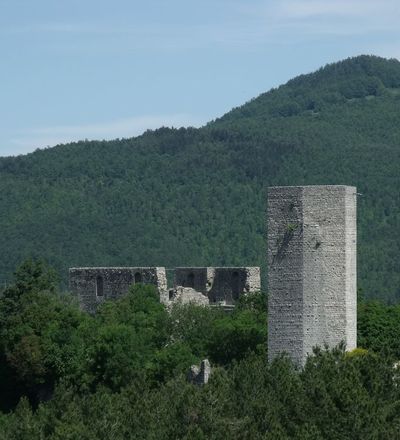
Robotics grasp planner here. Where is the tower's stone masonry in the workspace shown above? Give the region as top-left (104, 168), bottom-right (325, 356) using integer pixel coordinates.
top-left (69, 267), bottom-right (167, 313)
top-left (174, 267), bottom-right (261, 305)
top-left (267, 185), bottom-right (357, 366)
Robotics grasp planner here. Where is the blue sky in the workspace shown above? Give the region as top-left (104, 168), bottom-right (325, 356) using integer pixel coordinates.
top-left (1, 0), bottom-right (399, 156)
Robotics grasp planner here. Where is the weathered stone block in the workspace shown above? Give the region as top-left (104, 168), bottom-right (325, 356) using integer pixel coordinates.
top-left (166, 286), bottom-right (209, 306)
top-left (188, 359), bottom-right (211, 385)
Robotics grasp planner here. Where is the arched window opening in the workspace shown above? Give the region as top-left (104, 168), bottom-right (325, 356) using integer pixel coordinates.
top-left (187, 272), bottom-right (195, 289)
top-left (96, 275), bottom-right (104, 297)
top-left (134, 272), bottom-right (142, 284)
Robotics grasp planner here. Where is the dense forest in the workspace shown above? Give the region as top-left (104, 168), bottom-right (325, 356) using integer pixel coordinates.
top-left (1, 259), bottom-right (400, 438)
top-left (0, 55), bottom-right (400, 301)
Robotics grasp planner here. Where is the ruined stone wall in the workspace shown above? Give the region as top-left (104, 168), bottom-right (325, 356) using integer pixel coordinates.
top-left (70, 265), bottom-right (260, 312)
top-left (267, 186), bottom-right (357, 366)
top-left (174, 268), bottom-right (209, 294)
top-left (174, 267), bottom-right (261, 305)
top-left (69, 267), bottom-right (167, 313)
top-left (208, 267), bottom-right (261, 304)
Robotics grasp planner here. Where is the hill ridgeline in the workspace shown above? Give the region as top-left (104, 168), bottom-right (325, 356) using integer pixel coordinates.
top-left (1, 55), bottom-right (399, 301)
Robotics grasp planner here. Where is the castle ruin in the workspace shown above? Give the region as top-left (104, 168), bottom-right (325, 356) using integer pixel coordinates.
top-left (267, 185), bottom-right (357, 366)
top-left (70, 266), bottom-right (260, 312)
top-left (70, 184), bottom-right (357, 368)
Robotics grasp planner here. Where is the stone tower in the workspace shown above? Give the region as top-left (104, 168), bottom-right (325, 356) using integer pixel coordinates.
top-left (267, 186), bottom-right (357, 366)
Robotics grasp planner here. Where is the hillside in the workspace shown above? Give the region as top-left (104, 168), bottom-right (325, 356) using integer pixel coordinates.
top-left (0, 55), bottom-right (399, 301)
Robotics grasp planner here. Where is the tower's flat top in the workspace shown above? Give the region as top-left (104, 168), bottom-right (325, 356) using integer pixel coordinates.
top-left (268, 185), bottom-right (356, 190)
top-left (69, 267), bottom-right (163, 271)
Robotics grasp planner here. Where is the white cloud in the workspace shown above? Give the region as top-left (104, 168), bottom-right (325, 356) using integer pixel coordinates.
top-left (277, 0), bottom-right (379, 19)
top-left (237, 0), bottom-right (400, 38)
top-left (6, 114), bottom-right (206, 157)
top-left (3, 0), bottom-right (399, 51)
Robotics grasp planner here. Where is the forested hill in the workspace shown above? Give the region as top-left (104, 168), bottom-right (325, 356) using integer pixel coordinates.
top-left (0, 55), bottom-right (399, 301)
